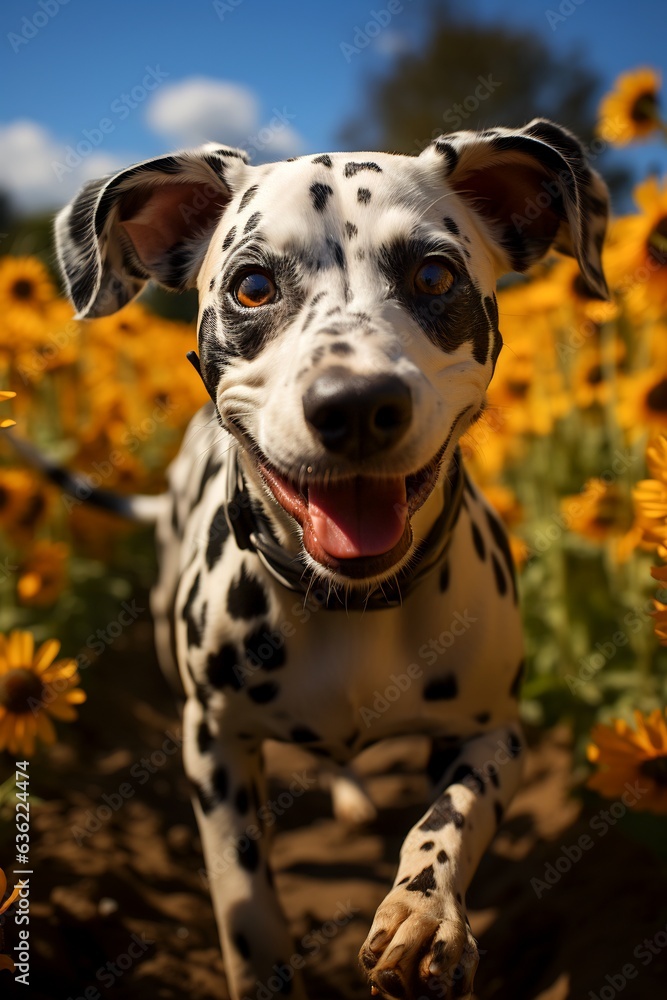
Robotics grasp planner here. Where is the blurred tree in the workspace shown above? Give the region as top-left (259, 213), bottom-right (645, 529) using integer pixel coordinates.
top-left (340, 1), bottom-right (628, 196)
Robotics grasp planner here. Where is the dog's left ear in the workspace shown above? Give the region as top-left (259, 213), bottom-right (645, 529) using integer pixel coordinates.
top-left (422, 118), bottom-right (609, 299)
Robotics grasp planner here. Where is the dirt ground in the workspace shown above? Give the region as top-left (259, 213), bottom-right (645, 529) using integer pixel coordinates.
top-left (2, 611), bottom-right (667, 1000)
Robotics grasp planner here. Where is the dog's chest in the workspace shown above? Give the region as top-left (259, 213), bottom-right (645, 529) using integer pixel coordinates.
top-left (160, 429), bottom-right (523, 753)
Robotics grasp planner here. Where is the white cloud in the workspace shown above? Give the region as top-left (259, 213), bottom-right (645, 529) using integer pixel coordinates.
top-left (0, 119), bottom-right (125, 212)
top-left (144, 76), bottom-right (305, 162)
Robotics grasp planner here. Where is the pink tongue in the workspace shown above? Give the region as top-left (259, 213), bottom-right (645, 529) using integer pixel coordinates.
top-left (308, 477), bottom-right (408, 559)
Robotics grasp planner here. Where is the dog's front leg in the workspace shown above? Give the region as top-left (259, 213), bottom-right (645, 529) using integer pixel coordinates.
top-left (360, 722), bottom-right (523, 1000)
top-left (183, 698), bottom-right (306, 1000)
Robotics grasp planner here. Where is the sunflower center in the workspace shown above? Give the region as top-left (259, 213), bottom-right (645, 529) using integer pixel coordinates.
top-left (631, 92), bottom-right (659, 124)
top-left (640, 754), bottom-right (667, 786)
top-left (586, 364), bottom-right (604, 386)
top-left (648, 217), bottom-right (667, 262)
top-left (11, 279), bottom-right (35, 301)
top-left (0, 668), bottom-right (44, 714)
top-left (646, 377), bottom-right (667, 414)
top-left (507, 379), bottom-right (530, 399)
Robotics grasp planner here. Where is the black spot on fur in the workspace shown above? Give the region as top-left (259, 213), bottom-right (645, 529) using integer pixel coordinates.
top-left (433, 140), bottom-right (460, 173)
top-left (310, 182), bottom-right (333, 212)
top-left (183, 573), bottom-right (203, 647)
top-left (222, 226), bottom-right (237, 251)
top-left (247, 682), bottom-right (279, 704)
top-left (213, 766), bottom-right (229, 800)
top-left (451, 764), bottom-right (485, 796)
top-left (206, 504), bottom-right (230, 569)
top-left (238, 837), bottom-right (259, 872)
top-left (197, 720), bottom-right (212, 754)
top-left (234, 785), bottom-right (250, 814)
top-left (491, 553), bottom-right (507, 596)
top-left (510, 659), bottom-right (525, 699)
top-left (244, 628), bottom-right (286, 671)
top-left (312, 154), bottom-right (332, 167)
top-left (471, 520), bottom-right (486, 560)
top-left (208, 276), bottom-right (215, 291)
top-left (397, 876), bottom-right (409, 885)
top-left (439, 561), bottom-right (450, 592)
top-left (329, 341), bottom-right (353, 356)
top-left (344, 161), bottom-right (382, 178)
top-left (442, 216), bottom-right (460, 236)
top-left (488, 764), bottom-right (500, 789)
top-left (328, 238), bottom-right (345, 269)
top-left (507, 731), bottom-right (523, 758)
top-left (233, 931), bottom-right (251, 960)
top-left (419, 793), bottom-right (465, 831)
top-left (474, 711), bottom-right (491, 724)
top-left (344, 221), bottom-right (358, 239)
top-left (243, 211), bottom-right (262, 234)
top-left (406, 865), bottom-right (437, 895)
top-left (238, 185), bottom-right (259, 212)
top-left (421, 841), bottom-right (434, 851)
top-left (290, 725), bottom-right (321, 743)
top-left (357, 187), bottom-right (371, 205)
top-left (486, 509), bottom-right (518, 603)
top-left (355, 247), bottom-right (365, 260)
top-left (424, 676), bottom-right (458, 701)
top-left (206, 644), bottom-right (242, 691)
top-left (227, 565), bottom-right (268, 620)
top-left (437, 850), bottom-right (448, 864)
top-left (494, 800), bottom-right (504, 825)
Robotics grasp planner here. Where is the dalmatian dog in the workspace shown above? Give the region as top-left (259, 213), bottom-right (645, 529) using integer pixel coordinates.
top-left (52, 119), bottom-right (608, 1000)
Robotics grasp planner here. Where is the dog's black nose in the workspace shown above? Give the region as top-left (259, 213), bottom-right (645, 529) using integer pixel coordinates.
top-left (303, 366), bottom-right (412, 458)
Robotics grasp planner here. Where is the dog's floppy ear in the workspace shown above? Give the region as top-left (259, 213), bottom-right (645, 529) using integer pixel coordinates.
top-left (55, 143), bottom-right (249, 319)
top-left (422, 118), bottom-right (609, 299)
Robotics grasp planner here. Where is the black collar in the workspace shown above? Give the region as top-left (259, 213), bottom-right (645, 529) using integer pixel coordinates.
top-left (224, 444), bottom-right (464, 612)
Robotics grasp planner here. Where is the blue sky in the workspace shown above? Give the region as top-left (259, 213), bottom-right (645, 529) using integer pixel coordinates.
top-left (1, 0), bottom-right (666, 213)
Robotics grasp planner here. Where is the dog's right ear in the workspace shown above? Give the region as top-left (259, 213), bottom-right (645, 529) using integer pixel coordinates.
top-left (55, 144), bottom-right (249, 319)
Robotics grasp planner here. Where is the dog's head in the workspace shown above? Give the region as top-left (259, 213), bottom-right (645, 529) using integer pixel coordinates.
top-left (56, 119), bottom-right (608, 586)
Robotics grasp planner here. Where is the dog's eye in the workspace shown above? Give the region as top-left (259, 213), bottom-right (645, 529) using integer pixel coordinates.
top-left (235, 271), bottom-right (276, 308)
top-left (414, 260), bottom-right (455, 296)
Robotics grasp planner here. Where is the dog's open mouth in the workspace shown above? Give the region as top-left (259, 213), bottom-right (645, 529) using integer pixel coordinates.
top-left (258, 445), bottom-right (447, 578)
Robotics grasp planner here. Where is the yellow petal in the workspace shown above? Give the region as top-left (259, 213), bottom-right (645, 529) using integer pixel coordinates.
top-left (65, 689), bottom-right (86, 705)
top-left (46, 699), bottom-right (77, 722)
top-left (8, 631), bottom-right (33, 669)
top-left (35, 711), bottom-right (56, 745)
top-left (0, 869), bottom-right (6, 900)
top-left (0, 953), bottom-right (15, 972)
top-left (33, 638), bottom-right (60, 674)
top-left (0, 880), bottom-right (23, 916)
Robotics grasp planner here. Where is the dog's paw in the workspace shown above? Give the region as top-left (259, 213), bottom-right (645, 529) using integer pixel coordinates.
top-left (359, 887), bottom-right (478, 999)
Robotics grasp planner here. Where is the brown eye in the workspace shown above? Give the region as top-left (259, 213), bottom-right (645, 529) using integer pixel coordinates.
top-left (414, 260), bottom-right (455, 296)
top-left (235, 271), bottom-right (276, 307)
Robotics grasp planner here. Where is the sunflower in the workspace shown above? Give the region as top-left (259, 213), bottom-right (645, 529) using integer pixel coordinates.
top-left (0, 631), bottom-right (86, 757)
top-left (633, 478), bottom-right (667, 548)
top-left (0, 868), bottom-right (24, 974)
top-left (17, 541), bottom-right (69, 606)
top-left (570, 341), bottom-right (625, 410)
top-left (561, 479), bottom-right (632, 543)
top-left (0, 256), bottom-right (55, 336)
top-left (0, 391), bottom-right (15, 429)
top-left (0, 469), bottom-right (50, 541)
top-left (606, 178), bottom-right (667, 314)
top-left (617, 368), bottom-right (667, 434)
top-left (597, 68), bottom-right (663, 146)
top-left (587, 709), bottom-right (667, 813)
